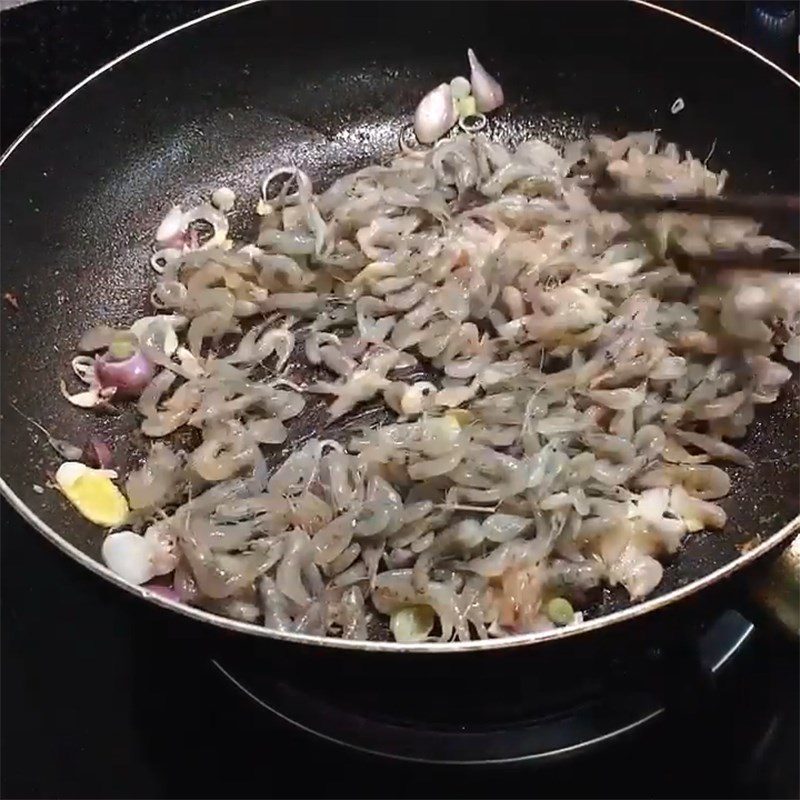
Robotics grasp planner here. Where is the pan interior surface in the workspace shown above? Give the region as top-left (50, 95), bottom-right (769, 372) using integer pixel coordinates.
top-left (1, 1), bottom-right (798, 650)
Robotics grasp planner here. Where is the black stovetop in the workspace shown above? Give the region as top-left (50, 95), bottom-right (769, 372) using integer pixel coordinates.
top-left (1, 2), bottom-right (798, 798)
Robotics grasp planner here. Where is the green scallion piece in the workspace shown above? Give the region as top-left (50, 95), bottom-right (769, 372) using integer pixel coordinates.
top-left (546, 597), bottom-right (575, 626)
top-left (457, 95), bottom-right (477, 119)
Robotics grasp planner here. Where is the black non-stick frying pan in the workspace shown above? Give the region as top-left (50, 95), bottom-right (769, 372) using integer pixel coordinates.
top-left (1, 0), bottom-right (798, 657)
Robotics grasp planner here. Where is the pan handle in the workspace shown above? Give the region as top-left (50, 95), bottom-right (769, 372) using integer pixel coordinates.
top-left (749, 533), bottom-right (800, 636)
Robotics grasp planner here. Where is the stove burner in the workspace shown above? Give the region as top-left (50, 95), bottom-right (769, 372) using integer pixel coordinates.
top-left (212, 611), bottom-right (753, 764)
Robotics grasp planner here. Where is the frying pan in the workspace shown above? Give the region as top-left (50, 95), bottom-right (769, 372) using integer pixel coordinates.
top-left (1, 0), bottom-right (798, 658)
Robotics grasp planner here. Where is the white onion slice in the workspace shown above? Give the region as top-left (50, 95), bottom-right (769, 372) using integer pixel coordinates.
top-left (182, 203), bottom-right (229, 250)
top-left (59, 379), bottom-right (102, 408)
top-left (150, 248), bottom-right (181, 274)
top-left (102, 531), bottom-right (158, 585)
top-left (71, 356), bottom-right (96, 385)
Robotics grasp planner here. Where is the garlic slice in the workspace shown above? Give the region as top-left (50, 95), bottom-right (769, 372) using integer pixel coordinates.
top-left (102, 530), bottom-right (158, 585)
top-left (414, 83), bottom-right (458, 144)
top-left (467, 48), bottom-right (504, 113)
top-left (155, 205), bottom-right (184, 243)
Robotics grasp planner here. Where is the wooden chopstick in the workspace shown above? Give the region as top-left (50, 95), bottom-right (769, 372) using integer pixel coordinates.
top-left (675, 250), bottom-right (799, 273)
top-left (590, 191), bottom-right (799, 272)
top-left (591, 191), bottom-right (800, 219)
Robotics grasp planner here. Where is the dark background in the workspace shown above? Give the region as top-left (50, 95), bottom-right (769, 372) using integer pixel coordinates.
top-left (1, 2), bottom-right (798, 799)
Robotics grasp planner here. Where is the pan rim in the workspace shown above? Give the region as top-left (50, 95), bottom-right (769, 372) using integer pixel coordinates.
top-left (1, 0), bottom-right (798, 653)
